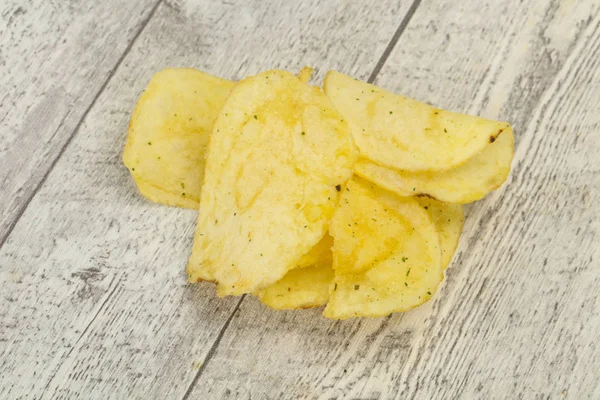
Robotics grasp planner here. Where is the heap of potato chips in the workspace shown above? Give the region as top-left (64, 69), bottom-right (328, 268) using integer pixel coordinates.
top-left (123, 67), bottom-right (513, 319)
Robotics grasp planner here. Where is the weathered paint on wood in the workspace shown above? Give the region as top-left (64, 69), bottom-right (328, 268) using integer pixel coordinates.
top-left (0, 0), bottom-right (162, 245)
top-left (186, 1), bottom-right (600, 398)
top-left (2, 0), bottom-right (599, 398)
top-left (0, 0), bottom-right (413, 398)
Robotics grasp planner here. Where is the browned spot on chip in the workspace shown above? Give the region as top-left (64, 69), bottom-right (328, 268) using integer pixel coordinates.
top-left (297, 303), bottom-right (322, 309)
top-left (490, 127), bottom-right (505, 143)
top-left (196, 277), bottom-right (217, 284)
top-left (416, 193), bottom-right (436, 200)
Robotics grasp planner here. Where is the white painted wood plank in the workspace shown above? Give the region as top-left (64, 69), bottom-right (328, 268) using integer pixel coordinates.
top-left (384, 14), bottom-right (600, 398)
top-left (0, 0), bottom-right (161, 245)
top-left (187, 0), bottom-right (600, 398)
top-left (0, 0), bottom-right (412, 398)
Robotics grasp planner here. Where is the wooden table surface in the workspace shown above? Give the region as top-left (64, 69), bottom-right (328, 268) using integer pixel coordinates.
top-left (2, 0), bottom-right (599, 398)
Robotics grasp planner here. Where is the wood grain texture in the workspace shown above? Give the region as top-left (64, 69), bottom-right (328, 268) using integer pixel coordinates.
top-left (0, 0), bottom-right (413, 398)
top-left (0, 0), bottom-right (162, 245)
top-left (187, 0), bottom-right (600, 399)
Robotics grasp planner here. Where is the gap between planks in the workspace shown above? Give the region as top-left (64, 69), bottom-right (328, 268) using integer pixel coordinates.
top-left (179, 0), bottom-right (423, 395)
top-left (0, 0), bottom-right (163, 250)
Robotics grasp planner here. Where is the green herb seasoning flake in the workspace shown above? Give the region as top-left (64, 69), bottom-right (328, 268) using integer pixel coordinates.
top-left (402, 257), bottom-right (408, 262)
top-left (336, 185), bottom-right (341, 191)
top-left (354, 285), bottom-right (360, 290)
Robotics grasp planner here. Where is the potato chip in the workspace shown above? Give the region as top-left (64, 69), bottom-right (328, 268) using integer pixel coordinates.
top-left (123, 68), bottom-right (235, 208)
top-left (324, 177), bottom-right (442, 319)
top-left (187, 70), bottom-right (356, 296)
top-left (294, 233), bottom-right (333, 270)
top-left (416, 198), bottom-right (464, 270)
top-left (257, 263), bottom-right (334, 310)
top-left (133, 178), bottom-right (198, 209)
top-left (257, 234), bottom-right (332, 309)
top-left (297, 66), bottom-right (314, 83)
top-left (328, 176), bottom-right (437, 276)
top-left (355, 127), bottom-right (514, 203)
top-left (256, 236), bottom-right (333, 310)
top-left (324, 70), bottom-right (510, 172)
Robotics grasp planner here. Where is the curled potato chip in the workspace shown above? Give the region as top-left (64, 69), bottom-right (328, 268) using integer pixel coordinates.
top-left (294, 233), bottom-right (333, 270)
top-left (324, 70), bottom-right (510, 172)
top-left (355, 127), bottom-right (514, 203)
top-left (297, 66), bottom-right (314, 83)
top-left (328, 176), bottom-right (438, 276)
top-left (187, 70), bottom-right (356, 296)
top-left (257, 263), bottom-right (333, 310)
top-left (123, 68), bottom-right (235, 208)
top-left (416, 198), bottom-right (464, 270)
top-left (257, 235), bottom-right (333, 310)
top-left (324, 177), bottom-right (442, 319)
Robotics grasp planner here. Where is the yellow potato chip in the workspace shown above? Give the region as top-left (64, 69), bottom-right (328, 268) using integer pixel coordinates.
top-left (297, 66), bottom-right (314, 83)
top-left (187, 70), bottom-right (356, 296)
top-left (324, 70), bottom-right (510, 172)
top-left (257, 234), bottom-right (332, 309)
top-left (416, 198), bottom-right (464, 270)
top-left (294, 233), bottom-right (333, 270)
top-left (123, 68), bottom-right (235, 208)
top-left (257, 263), bottom-right (334, 310)
top-left (324, 177), bottom-right (442, 319)
top-left (355, 127), bottom-right (514, 203)
top-left (328, 176), bottom-right (436, 276)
